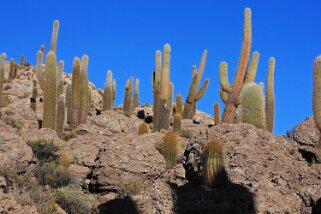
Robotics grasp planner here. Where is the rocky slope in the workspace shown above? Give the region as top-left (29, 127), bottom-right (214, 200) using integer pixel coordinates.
top-left (0, 64), bottom-right (320, 213)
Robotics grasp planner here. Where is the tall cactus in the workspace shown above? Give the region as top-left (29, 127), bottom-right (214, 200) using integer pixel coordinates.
top-left (56, 94), bottom-right (65, 138)
top-left (313, 55), bottom-right (321, 132)
top-left (159, 82), bottom-right (174, 130)
top-left (133, 78), bottom-right (140, 108)
top-left (71, 57), bottom-right (81, 128)
top-left (43, 51), bottom-right (57, 129)
top-left (57, 60), bottom-right (64, 97)
top-left (66, 84), bottom-right (72, 124)
top-left (79, 55), bottom-right (89, 124)
top-left (214, 102), bottom-right (220, 125)
top-left (176, 93), bottom-right (183, 115)
top-left (239, 83), bottom-right (266, 129)
top-left (153, 50), bottom-right (162, 130)
top-left (36, 50), bottom-right (45, 91)
top-left (0, 53), bottom-right (6, 109)
top-left (103, 70), bottom-right (113, 110)
top-left (183, 50), bottom-right (209, 119)
top-left (50, 20), bottom-right (59, 53)
top-left (123, 76), bottom-right (134, 115)
top-left (221, 8), bottom-right (252, 123)
top-left (32, 80), bottom-right (38, 99)
top-left (266, 57), bottom-right (275, 133)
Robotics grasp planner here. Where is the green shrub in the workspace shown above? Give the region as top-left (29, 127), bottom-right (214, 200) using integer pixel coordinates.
top-left (118, 181), bottom-right (143, 199)
top-left (27, 139), bottom-right (60, 162)
top-left (36, 162), bottom-right (75, 188)
top-left (55, 185), bottom-right (97, 214)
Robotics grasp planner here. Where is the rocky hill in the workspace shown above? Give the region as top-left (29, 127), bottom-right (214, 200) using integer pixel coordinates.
top-left (0, 64), bottom-right (320, 214)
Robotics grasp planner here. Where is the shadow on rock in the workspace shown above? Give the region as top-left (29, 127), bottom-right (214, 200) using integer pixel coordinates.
top-left (98, 196), bottom-right (139, 214)
top-left (312, 197), bottom-right (321, 214)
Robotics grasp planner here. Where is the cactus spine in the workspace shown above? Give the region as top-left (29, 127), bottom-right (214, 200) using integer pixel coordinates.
top-left (221, 8), bottom-right (252, 123)
top-left (50, 20), bottom-right (59, 53)
top-left (36, 50), bottom-right (45, 91)
top-left (134, 78), bottom-right (140, 108)
top-left (183, 50), bottom-right (209, 119)
top-left (57, 60), bottom-right (64, 97)
top-left (0, 53), bottom-right (6, 109)
top-left (214, 103), bottom-right (220, 125)
top-left (56, 94), bottom-right (65, 138)
top-left (79, 55), bottom-right (89, 124)
top-left (313, 55), bottom-right (321, 131)
top-left (123, 76), bottom-right (134, 115)
top-left (239, 83), bottom-right (266, 129)
top-left (153, 50), bottom-right (162, 131)
top-left (203, 138), bottom-right (225, 187)
top-left (103, 70), bottom-right (113, 111)
top-left (43, 51), bottom-right (57, 129)
top-left (32, 80), bottom-right (38, 99)
top-left (71, 57), bottom-right (81, 128)
top-left (266, 57), bottom-right (275, 133)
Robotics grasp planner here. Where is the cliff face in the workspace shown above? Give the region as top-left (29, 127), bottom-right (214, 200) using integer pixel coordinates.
top-left (0, 64), bottom-right (320, 214)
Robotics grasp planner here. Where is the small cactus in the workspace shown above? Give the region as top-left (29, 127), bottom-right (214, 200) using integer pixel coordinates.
top-left (103, 70), bottom-right (113, 111)
top-left (153, 50), bottom-right (162, 131)
top-left (203, 138), bottom-right (226, 187)
top-left (79, 55), bottom-right (89, 124)
top-left (138, 122), bottom-right (150, 135)
top-left (0, 53), bottom-right (6, 109)
top-left (50, 20), bottom-right (59, 53)
top-left (43, 51), bottom-right (57, 129)
top-left (214, 103), bottom-right (220, 124)
top-left (173, 113), bottom-right (182, 135)
top-left (71, 57), bottom-right (81, 128)
top-left (160, 131), bottom-right (181, 169)
top-left (56, 94), bottom-right (65, 138)
top-left (133, 78), bottom-right (140, 108)
top-left (123, 76), bottom-right (134, 115)
top-left (239, 83), bottom-right (266, 129)
top-left (112, 80), bottom-right (116, 107)
top-left (40, 44), bottom-right (45, 53)
top-left (176, 94), bottom-right (183, 115)
top-left (9, 59), bottom-right (14, 79)
top-left (32, 80), bottom-right (38, 99)
top-left (266, 57), bottom-right (275, 133)
top-left (20, 54), bottom-right (24, 67)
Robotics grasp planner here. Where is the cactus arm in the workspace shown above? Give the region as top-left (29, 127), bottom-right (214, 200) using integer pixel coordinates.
top-left (50, 20), bottom-right (59, 53)
top-left (219, 61), bottom-right (232, 93)
top-left (195, 78), bottom-right (209, 101)
top-left (36, 50), bottom-right (45, 91)
top-left (197, 50), bottom-right (207, 86)
top-left (160, 44), bottom-right (171, 100)
top-left (244, 51), bottom-right (259, 84)
top-left (57, 60), bottom-right (64, 97)
top-left (182, 70), bottom-right (198, 119)
top-left (219, 89), bottom-right (228, 103)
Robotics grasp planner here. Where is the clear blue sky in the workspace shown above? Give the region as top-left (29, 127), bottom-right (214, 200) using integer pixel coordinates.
top-left (1, 0), bottom-right (321, 135)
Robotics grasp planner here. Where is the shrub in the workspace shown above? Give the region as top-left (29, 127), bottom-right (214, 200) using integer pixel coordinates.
top-left (58, 152), bottom-right (70, 169)
top-left (138, 122), bottom-right (150, 135)
top-left (118, 181), bottom-right (143, 199)
top-left (27, 139), bottom-right (60, 162)
top-left (36, 162), bottom-right (75, 188)
top-left (61, 130), bottom-right (76, 141)
top-left (159, 131), bottom-right (182, 169)
top-left (55, 185), bottom-right (97, 214)
top-left (203, 138), bottom-right (227, 187)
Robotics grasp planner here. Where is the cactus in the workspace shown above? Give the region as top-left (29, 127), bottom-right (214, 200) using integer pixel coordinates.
top-left (203, 138), bottom-right (225, 187)
top-left (32, 80), bottom-right (38, 99)
top-left (221, 8), bottom-right (252, 123)
top-left (79, 55), bottom-right (89, 124)
top-left (133, 78), bottom-right (140, 108)
top-left (173, 112), bottom-right (182, 135)
top-left (20, 54), bottom-right (24, 67)
top-left (43, 51), bottom-right (57, 129)
top-left (71, 57), bottom-right (81, 128)
top-left (40, 44), bottom-right (45, 53)
top-left (313, 55), bottom-right (321, 131)
top-left (153, 50), bottom-right (162, 131)
top-left (266, 57), bottom-right (275, 133)
top-left (239, 83), bottom-right (266, 129)
top-left (0, 53), bottom-right (6, 109)
top-left (36, 50), bottom-right (45, 91)
top-left (50, 20), bottom-right (59, 53)
top-left (160, 131), bottom-right (181, 169)
top-left (214, 103), bottom-right (220, 124)
top-left (9, 59), bottom-right (14, 79)
top-left (13, 64), bottom-right (17, 78)
top-left (57, 60), bottom-right (64, 97)
top-left (56, 94), bottom-right (65, 138)
top-left (112, 80), bottom-right (116, 107)
top-left (103, 70), bottom-right (113, 110)
top-left (138, 122), bottom-right (150, 135)
top-left (244, 51), bottom-right (260, 84)
top-left (66, 84), bottom-right (72, 124)
top-left (123, 76), bottom-right (134, 115)
top-left (183, 50), bottom-right (209, 119)
top-left (176, 94), bottom-right (183, 115)
top-left (159, 82), bottom-right (173, 130)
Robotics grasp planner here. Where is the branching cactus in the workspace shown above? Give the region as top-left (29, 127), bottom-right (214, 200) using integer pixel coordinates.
top-left (183, 50), bottom-right (209, 119)
top-left (0, 53), bottom-right (6, 109)
top-left (203, 138), bottom-right (226, 187)
top-left (79, 55), bottom-right (89, 124)
top-left (71, 57), bottom-right (81, 128)
top-left (153, 50), bottom-right (162, 130)
top-left (221, 8), bottom-right (253, 123)
top-left (50, 20), bottom-right (59, 53)
top-left (266, 57), bottom-right (275, 133)
top-left (32, 80), bottom-right (38, 99)
top-left (239, 83), bottom-right (266, 129)
top-left (57, 60), bottom-right (64, 97)
top-left (134, 78), bottom-right (140, 108)
top-left (66, 84), bottom-right (72, 124)
top-left (214, 102), bottom-right (220, 125)
top-left (56, 94), bottom-right (65, 138)
top-left (313, 55), bottom-right (321, 133)
top-left (103, 70), bottom-right (113, 111)
top-left (123, 76), bottom-right (134, 115)
top-left (36, 50), bottom-right (45, 91)
top-left (43, 51), bottom-right (57, 129)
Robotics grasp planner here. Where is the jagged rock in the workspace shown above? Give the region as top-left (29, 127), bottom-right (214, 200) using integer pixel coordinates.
top-left (0, 192), bottom-right (38, 214)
